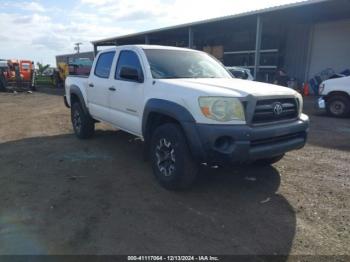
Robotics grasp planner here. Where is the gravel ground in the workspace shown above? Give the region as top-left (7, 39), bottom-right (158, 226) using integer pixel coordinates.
top-left (0, 87), bottom-right (349, 257)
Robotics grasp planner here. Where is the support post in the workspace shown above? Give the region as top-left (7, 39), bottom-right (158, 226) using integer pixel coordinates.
top-left (304, 24), bottom-right (314, 82)
top-left (254, 15), bottom-right (263, 80)
top-left (188, 27), bottom-right (194, 49)
top-left (93, 44), bottom-right (98, 57)
top-left (145, 35), bottom-right (150, 45)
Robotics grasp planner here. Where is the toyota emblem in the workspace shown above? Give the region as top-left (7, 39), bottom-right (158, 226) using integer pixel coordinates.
top-left (273, 103), bottom-right (283, 116)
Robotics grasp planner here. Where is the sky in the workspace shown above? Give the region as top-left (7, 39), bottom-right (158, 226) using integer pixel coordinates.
top-left (0, 0), bottom-right (306, 66)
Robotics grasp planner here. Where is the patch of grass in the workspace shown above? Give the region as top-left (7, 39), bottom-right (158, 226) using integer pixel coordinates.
top-left (35, 75), bottom-right (54, 86)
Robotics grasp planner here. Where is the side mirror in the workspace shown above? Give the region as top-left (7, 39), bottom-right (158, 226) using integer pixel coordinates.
top-left (120, 67), bottom-right (143, 83)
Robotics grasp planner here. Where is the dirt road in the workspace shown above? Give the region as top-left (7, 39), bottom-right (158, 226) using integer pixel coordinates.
top-left (0, 88), bottom-right (349, 256)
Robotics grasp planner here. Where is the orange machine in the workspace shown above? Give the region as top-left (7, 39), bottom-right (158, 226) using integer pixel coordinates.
top-left (2, 59), bottom-right (35, 90)
top-left (19, 60), bottom-right (34, 81)
top-left (7, 59), bottom-right (34, 82)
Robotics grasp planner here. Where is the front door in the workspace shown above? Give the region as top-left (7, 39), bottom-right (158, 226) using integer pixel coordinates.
top-left (109, 50), bottom-right (144, 136)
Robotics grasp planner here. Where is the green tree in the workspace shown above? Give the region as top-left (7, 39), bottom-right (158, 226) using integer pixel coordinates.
top-left (36, 62), bottom-right (50, 75)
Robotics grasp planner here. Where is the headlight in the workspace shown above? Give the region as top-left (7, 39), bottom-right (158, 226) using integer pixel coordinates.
top-left (198, 97), bottom-right (245, 122)
top-left (319, 83), bottom-right (325, 95)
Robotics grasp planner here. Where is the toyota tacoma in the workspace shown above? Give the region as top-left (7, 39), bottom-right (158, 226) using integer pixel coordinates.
top-left (65, 45), bottom-right (309, 190)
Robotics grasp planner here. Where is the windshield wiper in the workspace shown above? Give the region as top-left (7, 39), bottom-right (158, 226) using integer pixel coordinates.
top-left (158, 76), bottom-right (220, 79)
top-left (159, 76), bottom-right (184, 79)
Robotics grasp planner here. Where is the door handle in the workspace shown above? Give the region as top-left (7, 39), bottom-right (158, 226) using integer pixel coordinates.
top-left (108, 87), bottom-right (116, 91)
top-left (88, 83), bottom-right (94, 87)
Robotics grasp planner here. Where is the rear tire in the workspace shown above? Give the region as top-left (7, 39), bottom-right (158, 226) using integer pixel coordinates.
top-left (254, 154), bottom-right (284, 166)
top-left (326, 95), bottom-right (350, 118)
top-left (150, 123), bottom-right (198, 190)
top-left (71, 102), bottom-right (95, 139)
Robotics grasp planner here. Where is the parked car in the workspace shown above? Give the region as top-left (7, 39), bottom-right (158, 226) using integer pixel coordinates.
top-left (226, 66), bottom-right (254, 80)
top-left (318, 76), bottom-right (350, 117)
top-left (65, 45), bottom-right (309, 190)
top-left (0, 60), bottom-right (8, 91)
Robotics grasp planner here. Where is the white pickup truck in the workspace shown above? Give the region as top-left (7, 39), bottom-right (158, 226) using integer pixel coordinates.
top-left (318, 76), bottom-right (350, 117)
top-left (65, 45), bottom-right (309, 190)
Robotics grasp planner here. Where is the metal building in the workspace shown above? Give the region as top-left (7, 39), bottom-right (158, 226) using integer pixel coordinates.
top-left (56, 51), bottom-right (94, 66)
top-left (92, 0), bottom-right (350, 84)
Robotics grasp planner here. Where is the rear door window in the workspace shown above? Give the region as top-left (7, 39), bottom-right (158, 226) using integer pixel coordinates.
top-left (94, 51), bottom-right (115, 78)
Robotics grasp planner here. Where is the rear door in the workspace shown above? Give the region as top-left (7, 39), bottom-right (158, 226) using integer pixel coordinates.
top-left (109, 49), bottom-right (145, 136)
top-left (87, 51), bottom-right (115, 122)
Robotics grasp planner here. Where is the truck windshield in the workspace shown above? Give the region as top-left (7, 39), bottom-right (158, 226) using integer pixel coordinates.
top-left (144, 49), bottom-right (231, 79)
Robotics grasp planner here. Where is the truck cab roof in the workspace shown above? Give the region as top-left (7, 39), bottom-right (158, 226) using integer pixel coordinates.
top-left (99, 45), bottom-right (200, 54)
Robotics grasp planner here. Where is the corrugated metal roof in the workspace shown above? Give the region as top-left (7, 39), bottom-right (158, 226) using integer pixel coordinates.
top-left (92, 0), bottom-right (328, 44)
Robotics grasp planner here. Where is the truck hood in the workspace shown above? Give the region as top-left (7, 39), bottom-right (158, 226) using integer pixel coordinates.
top-left (159, 78), bottom-right (297, 97)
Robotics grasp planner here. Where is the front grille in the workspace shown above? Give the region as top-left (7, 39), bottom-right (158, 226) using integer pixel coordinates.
top-left (251, 132), bottom-right (305, 147)
top-left (252, 98), bottom-right (298, 124)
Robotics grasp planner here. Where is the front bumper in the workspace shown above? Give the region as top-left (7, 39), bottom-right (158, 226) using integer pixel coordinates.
top-left (318, 97), bottom-right (326, 109)
top-left (182, 114), bottom-right (310, 165)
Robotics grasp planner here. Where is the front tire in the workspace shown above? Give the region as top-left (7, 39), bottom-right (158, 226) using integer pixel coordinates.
top-left (254, 154), bottom-right (284, 166)
top-left (326, 95), bottom-right (350, 118)
top-left (150, 123), bottom-right (198, 190)
top-left (71, 102), bottom-right (95, 139)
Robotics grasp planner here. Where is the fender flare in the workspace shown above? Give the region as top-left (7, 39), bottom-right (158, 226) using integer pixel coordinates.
top-left (142, 99), bottom-right (205, 161)
top-left (326, 91), bottom-right (350, 101)
top-left (142, 98), bottom-right (195, 137)
top-left (69, 85), bottom-right (90, 116)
